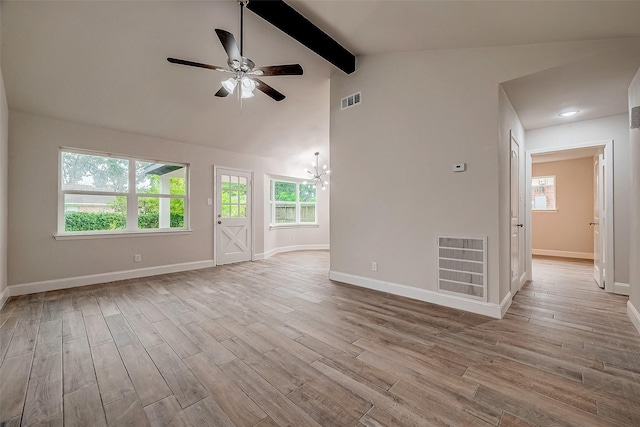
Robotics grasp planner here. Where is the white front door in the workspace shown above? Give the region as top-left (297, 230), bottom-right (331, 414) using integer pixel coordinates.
top-left (511, 133), bottom-right (524, 294)
top-left (216, 168), bottom-right (252, 265)
top-left (592, 153), bottom-right (605, 288)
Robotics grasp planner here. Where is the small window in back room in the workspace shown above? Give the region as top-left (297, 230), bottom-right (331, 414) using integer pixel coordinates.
top-left (270, 179), bottom-right (317, 226)
top-left (531, 176), bottom-right (556, 210)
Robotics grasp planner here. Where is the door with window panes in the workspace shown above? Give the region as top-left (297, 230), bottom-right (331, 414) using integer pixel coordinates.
top-left (216, 168), bottom-right (252, 265)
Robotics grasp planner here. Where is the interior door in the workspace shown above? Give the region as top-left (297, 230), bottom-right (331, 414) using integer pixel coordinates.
top-left (510, 134), bottom-right (524, 294)
top-left (592, 153), bottom-right (605, 288)
top-left (216, 168), bottom-right (252, 265)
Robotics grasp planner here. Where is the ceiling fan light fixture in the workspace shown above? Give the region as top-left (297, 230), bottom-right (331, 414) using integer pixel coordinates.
top-left (241, 77), bottom-right (256, 98)
top-left (221, 78), bottom-right (237, 94)
top-left (241, 77), bottom-right (256, 90)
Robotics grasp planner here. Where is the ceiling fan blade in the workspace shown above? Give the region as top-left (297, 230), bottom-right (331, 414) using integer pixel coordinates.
top-left (167, 57), bottom-right (227, 72)
top-left (254, 78), bottom-right (285, 102)
top-left (215, 29), bottom-right (241, 63)
top-left (215, 87), bottom-right (230, 97)
top-left (252, 64), bottom-right (303, 76)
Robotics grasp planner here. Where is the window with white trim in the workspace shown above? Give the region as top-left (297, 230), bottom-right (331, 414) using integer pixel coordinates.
top-left (531, 175), bottom-right (556, 210)
top-left (270, 179), bottom-right (317, 225)
top-left (59, 149), bottom-right (189, 234)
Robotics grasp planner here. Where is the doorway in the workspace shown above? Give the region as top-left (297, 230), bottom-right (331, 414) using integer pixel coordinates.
top-left (525, 141), bottom-right (614, 292)
top-left (215, 167), bottom-right (253, 265)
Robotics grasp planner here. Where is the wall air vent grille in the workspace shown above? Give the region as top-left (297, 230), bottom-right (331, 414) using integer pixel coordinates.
top-left (437, 235), bottom-right (487, 302)
top-left (341, 91), bottom-right (362, 110)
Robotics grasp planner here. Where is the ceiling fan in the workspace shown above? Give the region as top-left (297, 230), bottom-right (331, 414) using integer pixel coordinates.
top-left (167, 0), bottom-right (303, 102)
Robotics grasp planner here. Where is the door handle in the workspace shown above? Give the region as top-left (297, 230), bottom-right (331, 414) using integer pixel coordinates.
top-left (589, 222), bottom-right (598, 226)
top-left (516, 224), bottom-right (524, 228)
top-left (218, 221), bottom-right (222, 225)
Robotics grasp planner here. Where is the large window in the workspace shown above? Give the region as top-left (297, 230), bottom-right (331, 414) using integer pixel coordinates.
top-left (270, 179), bottom-right (317, 225)
top-left (531, 176), bottom-right (556, 210)
top-left (59, 149), bottom-right (189, 234)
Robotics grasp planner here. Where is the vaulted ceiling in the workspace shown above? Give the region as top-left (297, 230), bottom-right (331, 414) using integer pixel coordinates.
top-left (3, 1), bottom-right (640, 158)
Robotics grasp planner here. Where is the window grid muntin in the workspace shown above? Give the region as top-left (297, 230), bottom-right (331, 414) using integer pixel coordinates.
top-left (220, 174), bottom-right (248, 219)
top-left (59, 148), bottom-right (189, 234)
top-left (270, 179), bottom-right (318, 226)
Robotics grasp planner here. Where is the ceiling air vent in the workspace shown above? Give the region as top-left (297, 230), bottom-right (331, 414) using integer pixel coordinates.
top-left (341, 92), bottom-right (361, 110)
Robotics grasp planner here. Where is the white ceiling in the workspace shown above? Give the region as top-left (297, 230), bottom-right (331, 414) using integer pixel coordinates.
top-left (289, 1), bottom-right (640, 56)
top-left (501, 42), bottom-right (640, 130)
top-left (3, 1), bottom-right (640, 157)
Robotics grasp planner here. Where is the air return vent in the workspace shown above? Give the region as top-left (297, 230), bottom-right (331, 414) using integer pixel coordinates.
top-left (341, 91), bottom-right (361, 110)
top-left (437, 235), bottom-right (487, 301)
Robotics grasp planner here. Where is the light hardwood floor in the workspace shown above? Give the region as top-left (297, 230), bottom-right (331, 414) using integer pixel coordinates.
top-left (1, 252), bottom-right (639, 426)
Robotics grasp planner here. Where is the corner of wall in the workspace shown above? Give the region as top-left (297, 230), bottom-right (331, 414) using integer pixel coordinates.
top-left (628, 66), bottom-right (640, 330)
top-left (0, 67), bottom-right (9, 308)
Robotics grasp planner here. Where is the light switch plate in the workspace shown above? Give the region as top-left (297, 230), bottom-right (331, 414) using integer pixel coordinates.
top-left (453, 163), bottom-right (466, 172)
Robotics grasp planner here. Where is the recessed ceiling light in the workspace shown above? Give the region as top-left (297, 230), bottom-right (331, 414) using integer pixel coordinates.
top-left (559, 110), bottom-right (579, 117)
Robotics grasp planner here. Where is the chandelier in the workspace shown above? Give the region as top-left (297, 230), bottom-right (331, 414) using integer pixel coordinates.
top-left (304, 152), bottom-right (330, 190)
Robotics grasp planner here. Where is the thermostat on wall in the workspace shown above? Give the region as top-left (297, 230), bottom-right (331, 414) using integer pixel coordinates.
top-left (453, 163), bottom-right (466, 172)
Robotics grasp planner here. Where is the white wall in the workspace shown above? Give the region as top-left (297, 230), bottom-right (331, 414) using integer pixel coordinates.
top-left (0, 69), bottom-right (8, 307)
top-left (526, 114), bottom-right (631, 285)
top-left (329, 40), bottom-right (631, 318)
top-left (628, 67), bottom-right (640, 333)
top-left (7, 111), bottom-right (329, 291)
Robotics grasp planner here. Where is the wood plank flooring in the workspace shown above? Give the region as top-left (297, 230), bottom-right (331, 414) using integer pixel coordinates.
top-left (1, 252), bottom-right (639, 426)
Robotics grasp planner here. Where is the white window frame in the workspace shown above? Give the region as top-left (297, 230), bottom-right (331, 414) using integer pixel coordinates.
top-left (270, 178), bottom-right (318, 227)
top-left (531, 175), bottom-right (556, 211)
top-left (56, 147), bottom-right (190, 238)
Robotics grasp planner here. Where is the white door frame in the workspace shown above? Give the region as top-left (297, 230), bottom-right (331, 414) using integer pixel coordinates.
top-left (525, 140), bottom-right (614, 292)
top-left (510, 132), bottom-right (526, 294)
top-left (213, 165), bottom-right (255, 266)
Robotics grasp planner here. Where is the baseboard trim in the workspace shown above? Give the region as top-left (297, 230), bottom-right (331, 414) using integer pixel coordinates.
top-left (329, 271), bottom-right (504, 319)
top-left (614, 282), bottom-right (630, 296)
top-left (628, 301), bottom-right (640, 337)
top-left (255, 244), bottom-right (329, 261)
top-left (8, 260), bottom-right (215, 297)
top-left (532, 249), bottom-right (594, 260)
top-left (500, 291), bottom-right (513, 318)
top-left (0, 287), bottom-right (9, 311)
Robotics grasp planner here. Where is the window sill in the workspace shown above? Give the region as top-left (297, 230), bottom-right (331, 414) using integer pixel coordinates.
top-left (53, 229), bottom-right (192, 240)
top-left (269, 224), bottom-right (319, 230)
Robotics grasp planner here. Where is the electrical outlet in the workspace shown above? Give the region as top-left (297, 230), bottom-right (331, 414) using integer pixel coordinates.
top-left (371, 261), bottom-right (377, 272)
top-left (134, 254), bottom-right (142, 263)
